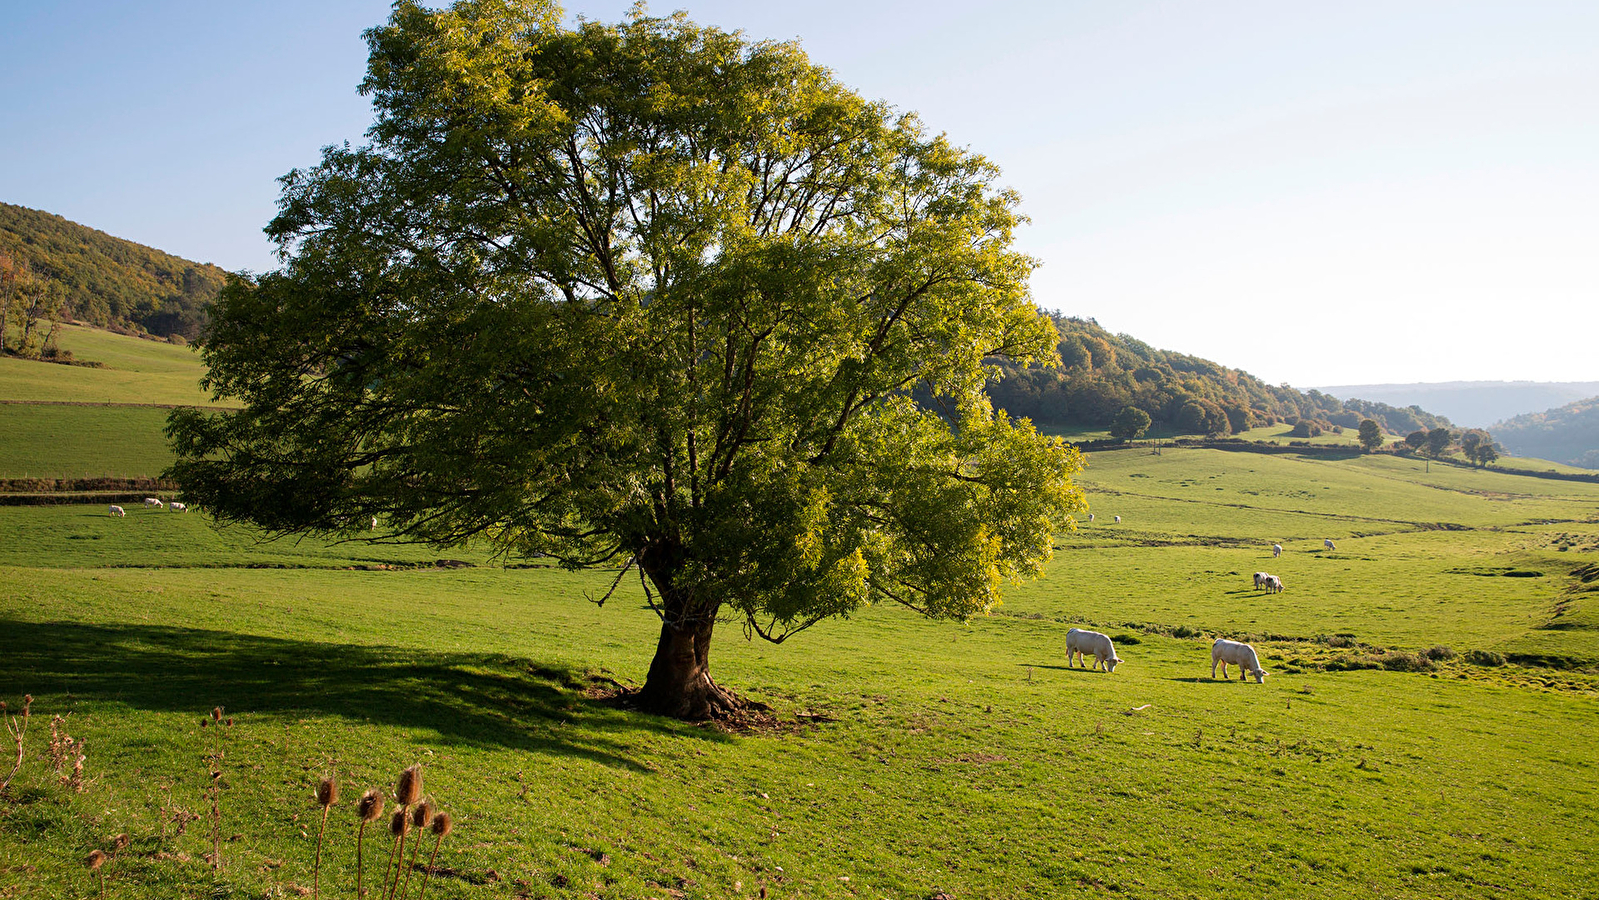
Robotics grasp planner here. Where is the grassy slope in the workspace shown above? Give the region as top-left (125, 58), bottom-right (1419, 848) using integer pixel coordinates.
top-left (0, 324), bottom-right (220, 407)
top-left (0, 324), bottom-right (227, 479)
top-left (0, 445), bottom-right (1597, 899)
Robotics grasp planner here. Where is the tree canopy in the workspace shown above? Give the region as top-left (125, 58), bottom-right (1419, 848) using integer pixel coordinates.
top-left (168, 0), bottom-right (1085, 718)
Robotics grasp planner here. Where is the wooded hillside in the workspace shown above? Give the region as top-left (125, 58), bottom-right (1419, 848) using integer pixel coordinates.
top-left (1492, 396), bottom-right (1599, 469)
top-left (0, 202), bottom-right (224, 342)
top-left (986, 315), bottom-right (1453, 437)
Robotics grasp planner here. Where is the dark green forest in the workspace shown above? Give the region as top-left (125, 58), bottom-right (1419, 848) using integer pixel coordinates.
top-left (1492, 397), bottom-right (1599, 469)
top-left (985, 315), bottom-right (1454, 437)
top-left (0, 202), bottom-right (224, 344)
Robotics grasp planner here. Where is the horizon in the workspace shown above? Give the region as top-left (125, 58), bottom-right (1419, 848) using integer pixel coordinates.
top-left (3, 1), bottom-right (1594, 386)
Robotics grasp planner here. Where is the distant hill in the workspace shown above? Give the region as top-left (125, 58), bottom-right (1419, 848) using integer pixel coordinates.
top-left (1489, 397), bottom-right (1599, 469)
top-left (0, 201), bottom-right (226, 341)
top-left (985, 315), bottom-right (1453, 438)
top-left (1313, 381), bottom-right (1599, 429)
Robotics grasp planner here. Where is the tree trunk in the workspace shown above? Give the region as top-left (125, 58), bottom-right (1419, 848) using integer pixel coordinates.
top-left (636, 613), bottom-right (739, 720)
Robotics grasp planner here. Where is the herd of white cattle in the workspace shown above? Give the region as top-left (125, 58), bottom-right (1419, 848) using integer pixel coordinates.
top-left (106, 498), bottom-right (187, 517)
top-left (1066, 525), bottom-right (1344, 684)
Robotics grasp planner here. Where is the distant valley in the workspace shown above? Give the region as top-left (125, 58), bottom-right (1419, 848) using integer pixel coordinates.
top-left (1315, 381), bottom-right (1599, 430)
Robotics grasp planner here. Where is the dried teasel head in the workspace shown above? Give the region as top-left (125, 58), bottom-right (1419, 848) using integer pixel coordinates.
top-left (389, 809), bottom-right (410, 837)
top-left (430, 811), bottom-right (453, 839)
top-left (315, 776), bottom-right (338, 808)
top-left (211, 707), bottom-right (222, 722)
top-left (225, 717), bottom-right (233, 727)
top-left (85, 850), bottom-right (107, 871)
top-left (410, 799), bottom-right (433, 830)
top-left (395, 765), bottom-right (422, 807)
top-left (113, 833), bottom-right (129, 852)
top-left (357, 787), bottom-right (384, 822)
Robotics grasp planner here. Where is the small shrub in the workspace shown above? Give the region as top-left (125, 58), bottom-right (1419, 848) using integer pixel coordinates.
top-left (1423, 645), bottom-right (1456, 661)
top-left (1172, 625), bottom-right (1202, 639)
top-left (1326, 634), bottom-right (1356, 649)
top-left (1466, 649), bottom-right (1506, 667)
top-left (1112, 633), bottom-right (1142, 645)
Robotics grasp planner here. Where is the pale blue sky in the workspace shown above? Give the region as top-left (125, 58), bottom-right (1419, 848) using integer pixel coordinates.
top-left (3, 1), bottom-right (1594, 385)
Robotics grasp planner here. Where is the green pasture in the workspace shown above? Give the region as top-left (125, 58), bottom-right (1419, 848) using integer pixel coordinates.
top-left (2, 439), bottom-right (1598, 899)
top-left (0, 404), bottom-right (177, 478)
top-left (0, 324), bottom-right (222, 407)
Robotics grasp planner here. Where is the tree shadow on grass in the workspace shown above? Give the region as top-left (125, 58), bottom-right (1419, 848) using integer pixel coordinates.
top-left (0, 619), bottom-right (721, 772)
top-left (1169, 676), bottom-right (1255, 684)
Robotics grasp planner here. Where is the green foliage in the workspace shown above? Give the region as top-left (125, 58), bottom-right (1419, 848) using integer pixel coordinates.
top-left (170, 0), bottom-right (1083, 715)
top-left (1405, 429), bottom-right (1428, 450)
top-left (1492, 395), bottom-right (1599, 469)
top-left (1357, 418), bottom-right (1383, 452)
top-left (984, 316), bottom-right (1453, 437)
top-left (1427, 427), bottom-right (1455, 458)
top-left (0, 202), bottom-right (224, 340)
top-left (1108, 405), bottom-right (1151, 441)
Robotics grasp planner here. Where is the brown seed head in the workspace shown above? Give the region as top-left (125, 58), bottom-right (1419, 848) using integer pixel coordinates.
top-left (225, 717), bottom-right (234, 727)
top-left (357, 787), bottom-right (384, 822)
top-left (395, 765), bottom-right (422, 807)
top-left (389, 809), bottom-right (409, 837)
top-left (85, 850), bottom-right (107, 871)
top-left (200, 719), bottom-right (208, 728)
top-left (211, 707), bottom-right (222, 721)
top-left (316, 776), bottom-right (338, 808)
top-left (113, 833), bottom-right (129, 851)
top-left (410, 799), bottom-right (433, 830)
top-left (430, 811), bottom-right (453, 838)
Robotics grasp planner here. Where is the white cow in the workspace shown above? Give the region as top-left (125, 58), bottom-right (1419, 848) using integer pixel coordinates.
top-left (1211, 638), bottom-right (1267, 683)
top-left (1253, 571), bottom-right (1270, 590)
top-left (1114, 515), bottom-right (1122, 524)
top-left (168, 502), bottom-right (187, 512)
top-left (1088, 514), bottom-right (1095, 522)
top-left (143, 498), bottom-right (164, 508)
top-left (108, 505), bottom-right (125, 517)
top-left (1263, 574), bottom-right (1284, 594)
top-left (1324, 538), bottom-right (1336, 550)
top-left (1066, 628), bottom-right (1122, 673)
top-left (1272, 543), bottom-right (1282, 558)
top-left (371, 516), bottom-right (379, 530)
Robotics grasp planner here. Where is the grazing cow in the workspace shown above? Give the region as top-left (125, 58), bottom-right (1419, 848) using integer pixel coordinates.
top-left (1211, 638), bottom-right (1267, 683)
top-left (1263, 574), bottom-right (1284, 594)
top-left (1272, 543), bottom-right (1282, 558)
top-left (1114, 515), bottom-right (1122, 524)
top-left (1066, 628), bottom-right (1122, 673)
top-left (1324, 538), bottom-right (1336, 550)
top-left (1088, 514), bottom-right (1095, 522)
top-left (370, 516), bottom-right (379, 530)
top-left (108, 505), bottom-right (125, 517)
top-left (1253, 571), bottom-right (1270, 590)
top-left (168, 502), bottom-right (187, 512)
top-left (143, 498), bottom-right (164, 508)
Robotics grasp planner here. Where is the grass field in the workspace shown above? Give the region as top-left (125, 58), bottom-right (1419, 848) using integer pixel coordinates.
top-left (0, 324), bottom-right (223, 408)
top-left (2, 436), bottom-right (1598, 899)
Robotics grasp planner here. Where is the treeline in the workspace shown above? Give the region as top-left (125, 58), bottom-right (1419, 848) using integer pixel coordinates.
top-left (986, 315), bottom-right (1454, 437)
top-left (1491, 397), bottom-right (1599, 470)
top-left (0, 202), bottom-right (224, 351)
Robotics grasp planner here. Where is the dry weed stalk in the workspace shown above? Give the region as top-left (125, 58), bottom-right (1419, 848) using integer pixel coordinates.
top-left (356, 788), bottom-right (385, 899)
top-left (383, 808), bottom-right (409, 900)
top-left (85, 849), bottom-right (107, 899)
top-left (200, 706), bottom-right (231, 869)
top-left (400, 799), bottom-right (433, 899)
top-left (0, 695), bottom-right (31, 795)
top-left (312, 775), bottom-right (338, 896)
top-left (416, 811), bottom-right (452, 900)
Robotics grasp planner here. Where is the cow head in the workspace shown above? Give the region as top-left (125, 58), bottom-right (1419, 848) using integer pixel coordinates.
top-left (1250, 667), bottom-right (1267, 684)
top-left (1106, 655), bottom-right (1122, 674)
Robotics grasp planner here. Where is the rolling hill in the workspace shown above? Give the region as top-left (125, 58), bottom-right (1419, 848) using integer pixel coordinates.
top-left (1314, 380), bottom-right (1599, 429)
top-left (0, 201), bottom-right (225, 341)
top-left (1491, 396), bottom-right (1599, 469)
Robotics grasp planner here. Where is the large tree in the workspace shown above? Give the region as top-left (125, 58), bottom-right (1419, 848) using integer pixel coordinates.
top-left (168, 0), bottom-right (1085, 719)
top-left (1357, 419), bottom-right (1383, 453)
